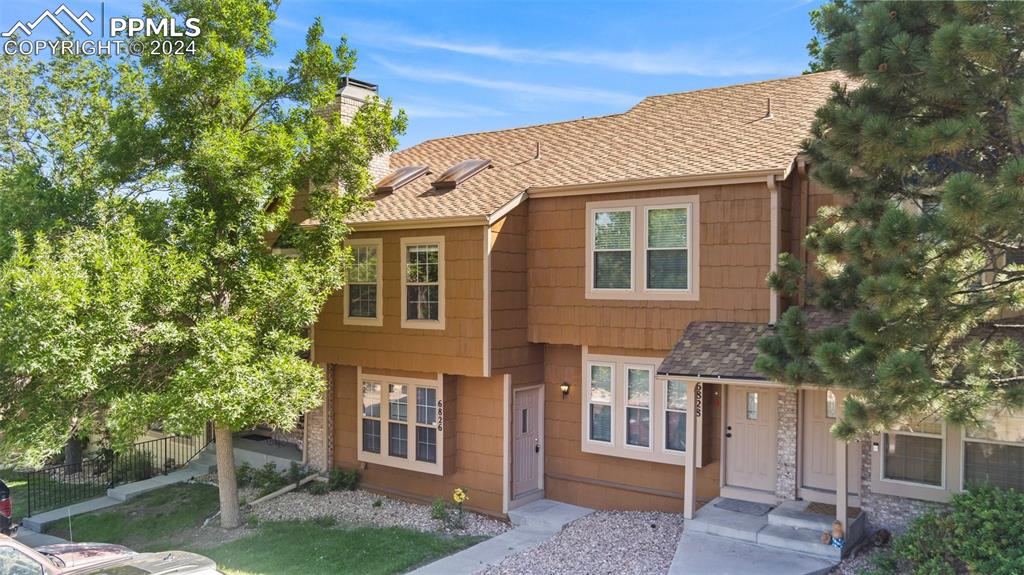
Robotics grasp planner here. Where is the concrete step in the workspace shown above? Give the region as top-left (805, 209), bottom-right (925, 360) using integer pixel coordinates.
top-left (768, 501), bottom-right (834, 531)
top-left (757, 524), bottom-right (842, 560)
top-left (187, 452), bottom-right (217, 475)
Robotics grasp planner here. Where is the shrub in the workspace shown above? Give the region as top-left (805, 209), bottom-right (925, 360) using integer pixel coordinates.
top-left (251, 463), bottom-right (289, 496)
top-left (327, 466), bottom-right (359, 491)
top-left (286, 462), bottom-right (308, 486)
top-left (236, 462), bottom-right (255, 487)
top-left (430, 497), bottom-right (448, 522)
top-left (868, 486), bottom-right (1024, 575)
top-left (372, 498), bottom-right (383, 508)
top-left (306, 481), bottom-right (329, 496)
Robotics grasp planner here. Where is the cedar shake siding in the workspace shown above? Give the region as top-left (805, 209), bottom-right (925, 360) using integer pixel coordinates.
top-left (314, 225), bottom-right (486, 377)
top-left (490, 203), bottom-right (545, 384)
top-left (330, 365), bottom-right (506, 515)
top-left (527, 184), bottom-right (772, 350)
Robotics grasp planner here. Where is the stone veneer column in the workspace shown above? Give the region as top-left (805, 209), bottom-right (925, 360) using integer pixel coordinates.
top-left (775, 389), bottom-right (799, 500)
top-left (303, 364), bottom-right (334, 472)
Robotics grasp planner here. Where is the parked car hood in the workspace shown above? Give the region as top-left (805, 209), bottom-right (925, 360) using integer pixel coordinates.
top-left (34, 542), bottom-right (135, 569)
top-left (65, 549), bottom-right (222, 574)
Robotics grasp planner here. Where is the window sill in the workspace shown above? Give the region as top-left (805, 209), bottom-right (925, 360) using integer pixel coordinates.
top-left (584, 289), bottom-right (699, 302)
top-left (401, 318), bottom-right (446, 330)
top-left (358, 450), bottom-right (444, 476)
top-left (344, 316), bottom-right (384, 327)
top-left (582, 440), bottom-right (685, 466)
top-left (870, 479), bottom-right (951, 503)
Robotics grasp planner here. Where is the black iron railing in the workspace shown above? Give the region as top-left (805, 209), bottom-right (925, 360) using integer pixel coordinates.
top-left (25, 434), bottom-right (212, 518)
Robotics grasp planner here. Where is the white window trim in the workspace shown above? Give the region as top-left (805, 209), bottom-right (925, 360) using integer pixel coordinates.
top-left (400, 236), bottom-right (446, 330)
top-left (623, 364), bottom-right (654, 452)
top-left (356, 368), bottom-right (444, 475)
top-left (585, 361), bottom-right (615, 445)
top-left (663, 378), bottom-right (688, 454)
top-left (880, 424), bottom-right (947, 490)
top-left (642, 204), bottom-right (693, 294)
top-left (588, 207), bottom-right (634, 296)
top-left (585, 195), bottom-right (700, 301)
top-left (581, 350), bottom-right (685, 466)
top-left (344, 238), bottom-right (383, 327)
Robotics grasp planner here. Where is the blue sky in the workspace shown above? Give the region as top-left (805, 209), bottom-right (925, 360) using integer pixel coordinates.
top-left (2, 0), bottom-right (825, 149)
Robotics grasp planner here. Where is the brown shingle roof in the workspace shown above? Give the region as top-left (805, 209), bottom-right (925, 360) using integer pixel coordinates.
top-left (658, 321), bottom-right (773, 380)
top-left (656, 307), bottom-right (851, 380)
top-left (351, 71), bottom-right (849, 224)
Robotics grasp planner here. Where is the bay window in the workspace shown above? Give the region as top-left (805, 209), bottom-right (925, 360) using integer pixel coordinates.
top-left (358, 372), bottom-right (443, 475)
top-left (625, 366), bottom-right (652, 448)
top-left (586, 196), bottom-right (698, 300)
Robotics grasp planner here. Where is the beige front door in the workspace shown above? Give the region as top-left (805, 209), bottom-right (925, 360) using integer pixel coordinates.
top-left (801, 389), bottom-right (859, 499)
top-left (512, 387), bottom-right (542, 498)
top-left (725, 386), bottom-right (777, 492)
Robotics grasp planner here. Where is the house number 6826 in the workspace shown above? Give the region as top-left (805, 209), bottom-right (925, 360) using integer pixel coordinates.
top-left (436, 399), bottom-right (444, 431)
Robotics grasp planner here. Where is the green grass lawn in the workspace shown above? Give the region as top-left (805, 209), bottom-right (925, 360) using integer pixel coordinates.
top-left (43, 483), bottom-right (484, 575)
top-left (3, 468), bottom-right (109, 521)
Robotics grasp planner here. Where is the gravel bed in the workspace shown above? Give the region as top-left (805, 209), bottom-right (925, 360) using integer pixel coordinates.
top-left (831, 543), bottom-right (886, 574)
top-left (249, 487), bottom-right (509, 537)
top-left (480, 511), bottom-right (683, 575)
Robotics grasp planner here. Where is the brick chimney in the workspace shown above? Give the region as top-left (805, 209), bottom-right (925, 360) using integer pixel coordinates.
top-left (333, 77), bottom-right (391, 182)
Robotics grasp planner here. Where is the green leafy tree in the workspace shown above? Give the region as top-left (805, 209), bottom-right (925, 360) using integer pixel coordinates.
top-left (0, 0), bottom-right (405, 528)
top-left (804, 0), bottom-right (846, 73)
top-left (757, 1), bottom-right (1024, 438)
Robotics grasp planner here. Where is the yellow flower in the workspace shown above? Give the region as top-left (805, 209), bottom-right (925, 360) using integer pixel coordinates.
top-left (452, 487), bottom-right (468, 504)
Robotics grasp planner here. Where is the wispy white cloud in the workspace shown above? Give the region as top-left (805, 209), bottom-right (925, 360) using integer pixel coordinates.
top-left (374, 58), bottom-right (639, 107)
top-left (322, 17), bottom-right (796, 77)
top-left (396, 98), bottom-right (510, 119)
top-left (395, 36), bottom-right (791, 77)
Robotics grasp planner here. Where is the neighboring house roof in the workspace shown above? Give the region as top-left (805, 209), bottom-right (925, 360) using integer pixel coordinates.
top-left (657, 307), bottom-right (850, 380)
top-left (351, 70), bottom-right (849, 224)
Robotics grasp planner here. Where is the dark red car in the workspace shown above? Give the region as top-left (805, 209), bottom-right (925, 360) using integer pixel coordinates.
top-left (0, 478), bottom-right (11, 536)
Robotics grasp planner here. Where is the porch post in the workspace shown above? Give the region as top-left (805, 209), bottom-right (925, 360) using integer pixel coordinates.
top-left (834, 390), bottom-right (848, 532)
top-left (683, 380), bottom-right (699, 519)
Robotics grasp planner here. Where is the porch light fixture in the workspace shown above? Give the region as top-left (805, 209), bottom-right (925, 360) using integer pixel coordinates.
top-left (560, 382), bottom-right (570, 399)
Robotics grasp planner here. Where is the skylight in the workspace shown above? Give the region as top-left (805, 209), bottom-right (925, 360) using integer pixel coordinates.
top-left (375, 165), bottom-right (429, 194)
top-left (431, 159), bottom-right (492, 190)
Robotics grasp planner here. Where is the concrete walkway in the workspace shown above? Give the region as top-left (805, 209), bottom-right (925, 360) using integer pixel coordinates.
top-left (670, 531), bottom-right (835, 575)
top-left (14, 527), bottom-right (66, 548)
top-left (408, 499), bottom-right (594, 575)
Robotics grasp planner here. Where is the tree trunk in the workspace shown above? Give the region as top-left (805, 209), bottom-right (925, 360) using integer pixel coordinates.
top-left (64, 437), bottom-right (83, 473)
top-left (214, 424), bottom-right (241, 529)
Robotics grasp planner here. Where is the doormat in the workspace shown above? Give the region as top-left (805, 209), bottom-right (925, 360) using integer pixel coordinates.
top-left (805, 502), bottom-right (861, 519)
top-left (714, 498), bottom-right (774, 516)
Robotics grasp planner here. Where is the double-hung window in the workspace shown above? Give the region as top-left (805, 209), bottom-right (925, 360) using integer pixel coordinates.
top-left (583, 352), bottom-right (688, 465)
top-left (344, 239), bottom-right (383, 326)
top-left (358, 372), bottom-right (444, 475)
top-left (625, 366), bottom-right (652, 448)
top-left (882, 419), bottom-right (945, 487)
top-left (401, 237), bottom-right (445, 329)
top-left (586, 196), bottom-right (698, 300)
top-left (664, 380), bottom-right (687, 453)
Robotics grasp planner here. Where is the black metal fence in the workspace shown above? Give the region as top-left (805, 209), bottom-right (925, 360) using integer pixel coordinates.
top-left (25, 434), bottom-right (212, 518)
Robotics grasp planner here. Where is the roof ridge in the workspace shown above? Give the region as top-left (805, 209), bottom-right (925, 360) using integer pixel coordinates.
top-left (639, 70), bottom-right (847, 103)
top-left (396, 71), bottom-right (847, 155)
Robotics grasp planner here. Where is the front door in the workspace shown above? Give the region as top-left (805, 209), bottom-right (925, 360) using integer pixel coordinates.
top-left (512, 387), bottom-right (542, 498)
top-left (801, 389), bottom-right (859, 500)
top-left (725, 386), bottom-right (777, 492)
